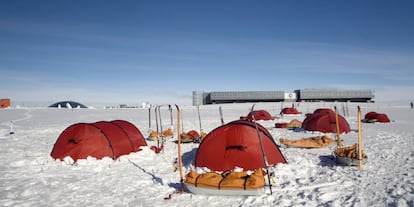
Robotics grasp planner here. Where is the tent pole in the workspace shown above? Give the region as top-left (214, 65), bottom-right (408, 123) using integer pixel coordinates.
top-left (155, 105), bottom-right (160, 150)
top-left (157, 104), bottom-right (172, 153)
top-left (219, 106), bottom-right (224, 125)
top-left (160, 105), bottom-right (165, 152)
top-left (197, 105), bottom-right (202, 132)
top-left (180, 109), bottom-right (184, 134)
top-left (334, 106), bottom-right (343, 148)
top-left (250, 104), bottom-right (273, 195)
top-left (148, 106), bottom-right (151, 130)
top-left (357, 106), bottom-right (363, 170)
top-left (169, 105), bottom-right (174, 129)
top-left (197, 105), bottom-right (203, 141)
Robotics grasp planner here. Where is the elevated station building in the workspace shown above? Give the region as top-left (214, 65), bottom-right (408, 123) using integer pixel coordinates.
top-left (193, 89), bottom-right (374, 106)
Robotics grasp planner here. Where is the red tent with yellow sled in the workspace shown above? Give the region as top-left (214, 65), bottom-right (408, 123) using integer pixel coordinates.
top-left (176, 119), bottom-right (287, 195)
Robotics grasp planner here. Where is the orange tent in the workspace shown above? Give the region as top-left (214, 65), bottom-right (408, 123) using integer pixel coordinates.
top-left (51, 120), bottom-right (147, 161)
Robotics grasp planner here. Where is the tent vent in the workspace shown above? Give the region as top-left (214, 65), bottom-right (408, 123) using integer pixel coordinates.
top-left (68, 138), bottom-right (79, 144)
top-left (225, 145), bottom-right (247, 151)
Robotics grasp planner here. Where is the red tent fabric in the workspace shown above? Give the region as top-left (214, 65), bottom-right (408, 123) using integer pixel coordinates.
top-left (302, 108), bottom-right (350, 134)
top-left (111, 120), bottom-right (148, 151)
top-left (194, 120), bottom-right (287, 171)
top-left (246, 110), bottom-right (272, 121)
top-left (51, 120), bottom-right (147, 161)
top-left (364, 112), bottom-right (390, 123)
top-left (0, 99), bottom-right (11, 108)
top-left (281, 107), bottom-right (300, 115)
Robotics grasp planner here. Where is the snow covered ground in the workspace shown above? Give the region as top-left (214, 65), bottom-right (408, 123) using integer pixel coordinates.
top-left (0, 102), bottom-right (413, 207)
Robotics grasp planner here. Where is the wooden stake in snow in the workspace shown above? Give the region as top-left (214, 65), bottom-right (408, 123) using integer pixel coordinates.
top-left (357, 106), bottom-right (363, 170)
top-left (174, 104), bottom-right (184, 193)
top-left (334, 106), bottom-right (343, 148)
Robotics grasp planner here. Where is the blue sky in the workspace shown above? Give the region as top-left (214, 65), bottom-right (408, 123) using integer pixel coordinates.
top-left (1, 1), bottom-right (413, 106)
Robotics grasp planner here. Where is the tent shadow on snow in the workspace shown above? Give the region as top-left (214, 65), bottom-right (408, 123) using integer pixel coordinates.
top-left (128, 159), bottom-right (164, 185)
top-left (181, 147), bottom-right (198, 167)
top-left (289, 127), bottom-right (306, 133)
top-left (51, 120), bottom-right (147, 162)
top-left (318, 155), bottom-right (337, 167)
top-left (165, 148), bottom-right (198, 192)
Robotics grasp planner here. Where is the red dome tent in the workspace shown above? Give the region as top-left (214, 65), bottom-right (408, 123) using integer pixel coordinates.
top-left (246, 110), bottom-right (273, 121)
top-left (302, 108), bottom-right (350, 134)
top-left (194, 120), bottom-right (287, 171)
top-left (51, 120), bottom-right (147, 161)
top-left (364, 112), bottom-right (390, 123)
top-left (280, 107), bottom-right (301, 115)
top-left (0, 98), bottom-right (11, 108)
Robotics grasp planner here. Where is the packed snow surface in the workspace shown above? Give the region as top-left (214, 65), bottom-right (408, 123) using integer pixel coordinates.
top-left (0, 102), bottom-right (413, 207)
